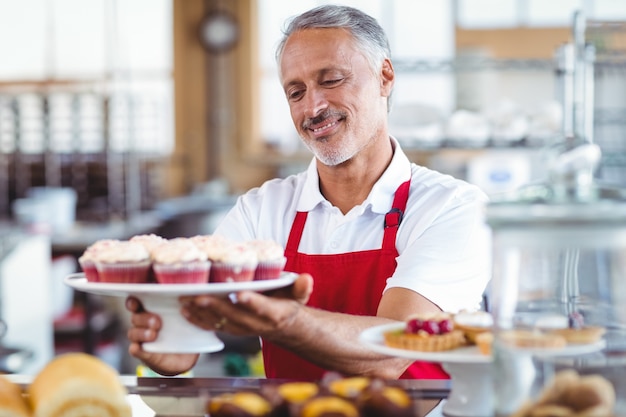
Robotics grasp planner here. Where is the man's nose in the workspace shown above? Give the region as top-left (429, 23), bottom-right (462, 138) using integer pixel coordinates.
top-left (303, 88), bottom-right (328, 119)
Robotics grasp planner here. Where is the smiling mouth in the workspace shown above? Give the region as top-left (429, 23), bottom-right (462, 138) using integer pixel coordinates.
top-left (312, 120), bottom-right (338, 133)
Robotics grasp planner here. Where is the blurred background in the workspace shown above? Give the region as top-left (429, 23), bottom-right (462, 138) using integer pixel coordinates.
top-left (0, 0), bottom-right (625, 376)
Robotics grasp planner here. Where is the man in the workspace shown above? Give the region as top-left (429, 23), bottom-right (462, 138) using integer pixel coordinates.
top-left (126, 4), bottom-right (491, 380)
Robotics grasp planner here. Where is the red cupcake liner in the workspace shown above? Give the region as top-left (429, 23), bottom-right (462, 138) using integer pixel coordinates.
top-left (153, 261), bottom-right (210, 284)
top-left (210, 262), bottom-right (256, 283)
top-left (79, 259), bottom-right (100, 282)
top-left (95, 261), bottom-right (151, 284)
top-left (254, 257), bottom-right (287, 280)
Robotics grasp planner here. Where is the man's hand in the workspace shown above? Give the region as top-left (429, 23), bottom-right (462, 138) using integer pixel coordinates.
top-left (179, 273), bottom-right (313, 341)
top-left (125, 296), bottom-right (199, 376)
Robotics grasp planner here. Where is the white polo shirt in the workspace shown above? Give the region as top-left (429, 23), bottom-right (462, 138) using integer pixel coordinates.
top-left (214, 138), bottom-right (491, 312)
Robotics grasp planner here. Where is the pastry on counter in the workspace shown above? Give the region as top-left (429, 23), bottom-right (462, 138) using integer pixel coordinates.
top-left (27, 352), bottom-right (131, 417)
top-left (0, 374), bottom-right (31, 417)
top-left (207, 392), bottom-right (272, 417)
top-left (206, 375), bottom-right (419, 417)
top-left (511, 369), bottom-right (615, 417)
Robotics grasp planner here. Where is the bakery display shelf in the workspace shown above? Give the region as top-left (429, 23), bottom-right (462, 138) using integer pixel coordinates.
top-left (393, 57), bottom-right (554, 73)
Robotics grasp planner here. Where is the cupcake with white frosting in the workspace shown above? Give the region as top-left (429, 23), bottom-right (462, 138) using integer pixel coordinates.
top-left (95, 241), bottom-right (151, 283)
top-left (130, 234), bottom-right (167, 282)
top-left (246, 239), bottom-right (286, 280)
top-left (78, 239), bottom-right (121, 282)
top-left (152, 238), bottom-right (210, 284)
top-left (209, 242), bottom-right (258, 283)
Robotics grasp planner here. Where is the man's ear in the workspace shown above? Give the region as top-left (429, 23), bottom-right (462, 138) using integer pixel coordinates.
top-left (380, 58), bottom-right (395, 96)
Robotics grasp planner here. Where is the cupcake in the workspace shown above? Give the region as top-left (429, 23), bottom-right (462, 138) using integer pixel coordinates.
top-left (207, 242), bottom-right (258, 283)
top-left (78, 239), bottom-right (121, 282)
top-left (130, 234), bottom-right (167, 282)
top-left (190, 234), bottom-right (232, 261)
top-left (246, 240), bottom-right (286, 280)
top-left (129, 234), bottom-right (167, 254)
top-left (151, 238), bottom-right (210, 284)
top-left (94, 241), bottom-right (152, 284)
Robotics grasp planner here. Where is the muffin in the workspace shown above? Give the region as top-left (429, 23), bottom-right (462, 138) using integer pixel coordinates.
top-left (327, 376), bottom-right (371, 400)
top-left (357, 379), bottom-right (414, 417)
top-left (261, 381), bottom-right (320, 417)
top-left (384, 313), bottom-right (465, 352)
top-left (298, 395), bottom-right (360, 417)
top-left (208, 242), bottom-right (258, 283)
top-left (78, 239), bottom-right (120, 282)
top-left (94, 241), bottom-right (152, 283)
top-left (207, 392), bottom-right (272, 417)
top-left (246, 240), bottom-right (286, 280)
top-left (151, 238), bottom-right (210, 284)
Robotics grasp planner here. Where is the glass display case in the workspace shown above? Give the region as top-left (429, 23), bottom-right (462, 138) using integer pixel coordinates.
top-left (488, 141), bottom-right (626, 416)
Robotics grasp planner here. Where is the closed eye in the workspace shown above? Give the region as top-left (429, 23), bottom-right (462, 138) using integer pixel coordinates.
top-left (321, 78), bottom-right (343, 87)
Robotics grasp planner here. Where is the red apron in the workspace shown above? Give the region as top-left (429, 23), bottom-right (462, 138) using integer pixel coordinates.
top-left (262, 179), bottom-right (449, 380)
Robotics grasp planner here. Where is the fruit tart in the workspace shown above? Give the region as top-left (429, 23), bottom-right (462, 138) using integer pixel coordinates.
top-left (384, 313), bottom-right (465, 352)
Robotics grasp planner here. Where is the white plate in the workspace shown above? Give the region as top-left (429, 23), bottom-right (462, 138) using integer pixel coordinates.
top-left (64, 272), bottom-right (298, 297)
top-left (359, 322), bottom-right (490, 364)
top-left (64, 272), bottom-right (298, 353)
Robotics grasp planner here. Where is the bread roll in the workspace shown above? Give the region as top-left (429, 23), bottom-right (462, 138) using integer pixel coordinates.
top-left (27, 353), bottom-right (131, 417)
top-left (0, 375), bottom-right (31, 417)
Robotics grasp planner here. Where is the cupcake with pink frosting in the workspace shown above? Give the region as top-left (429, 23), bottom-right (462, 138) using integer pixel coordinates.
top-left (152, 238), bottom-right (210, 284)
top-left (208, 241), bottom-right (258, 283)
top-left (78, 239), bottom-right (121, 282)
top-left (246, 240), bottom-right (286, 280)
top-left (94, 241), bottom-right (152, 283)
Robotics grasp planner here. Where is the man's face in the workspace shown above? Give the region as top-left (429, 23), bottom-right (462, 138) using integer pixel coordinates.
top-left (279, 28), bottom-right (392, 166)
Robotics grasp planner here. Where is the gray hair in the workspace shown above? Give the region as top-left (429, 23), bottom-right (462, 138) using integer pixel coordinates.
top-left (275, 4), bottom-right (391, 74)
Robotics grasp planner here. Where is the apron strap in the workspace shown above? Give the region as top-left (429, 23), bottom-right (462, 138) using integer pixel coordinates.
top-left (285, 211), bottom-right (307, 253)
top-left (382, 180), bottom-right (410, 250)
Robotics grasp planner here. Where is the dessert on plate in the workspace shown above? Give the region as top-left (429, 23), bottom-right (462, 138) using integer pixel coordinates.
top-left (383, 313), bottom-right (465, 352)
top-left (453, 310), bottom-right (493, 344)
top-left (151, 238), bottom-right (211, 284)
top-left (94, 240), bottom-right (152, 283)
top-left (246, 239), bottom-right (287, 280)
top-left (78, 239), bottom-right (120, 282)
top-left (208, 241), bottom-right (258, 283)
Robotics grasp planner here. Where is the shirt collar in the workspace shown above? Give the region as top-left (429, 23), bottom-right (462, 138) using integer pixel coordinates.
top-left (296, 136), bottom-right (412, 214)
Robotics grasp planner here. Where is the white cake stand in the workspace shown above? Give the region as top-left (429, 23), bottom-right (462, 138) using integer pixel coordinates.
top-left (65, 272), bottom-right (298, 353)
